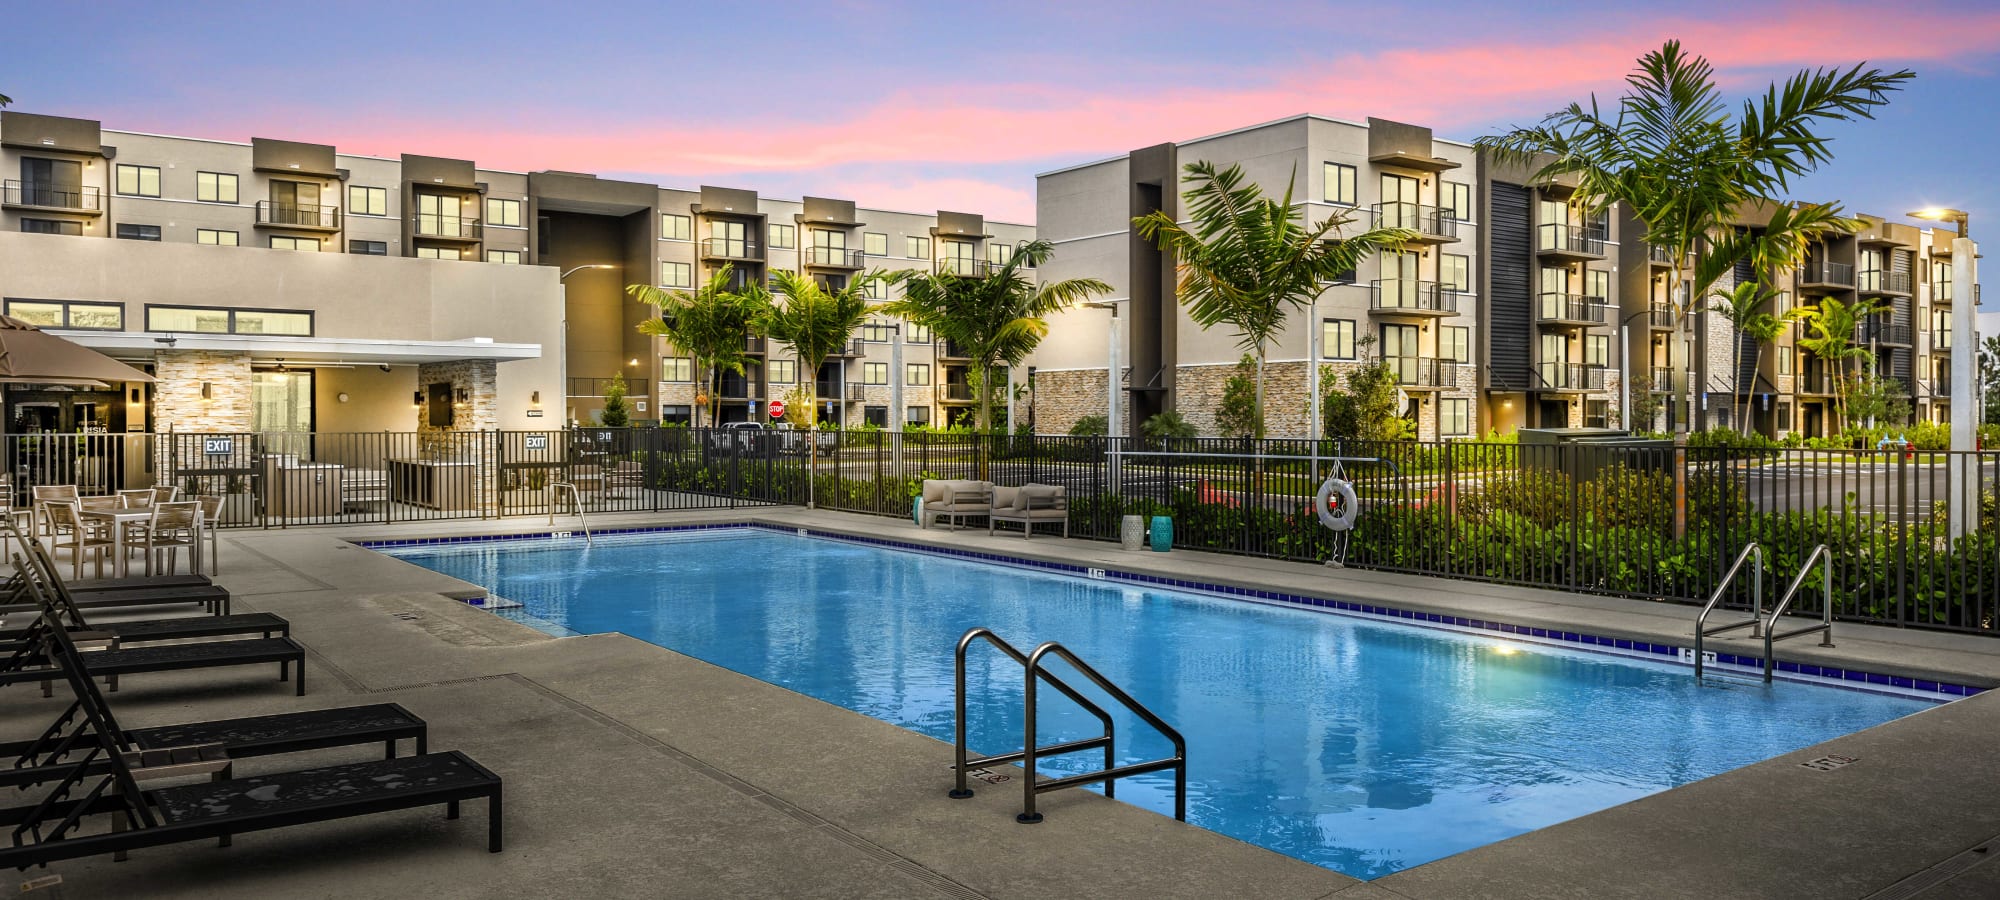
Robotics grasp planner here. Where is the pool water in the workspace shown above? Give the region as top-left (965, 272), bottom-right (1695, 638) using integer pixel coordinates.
top-left (381, 528), bottom-right (1937, 879)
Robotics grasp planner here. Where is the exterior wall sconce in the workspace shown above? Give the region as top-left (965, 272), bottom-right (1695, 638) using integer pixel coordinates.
top-left (200, 382), bottom-right (212, 401)
top-left (455, 387), bottom-right (470, 405)
top-left (530, 390), bottom-right (541, 406)
top-left (413, 391), bottom-right (423, 409)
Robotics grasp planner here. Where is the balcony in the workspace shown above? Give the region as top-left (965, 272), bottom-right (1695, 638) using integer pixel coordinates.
top-left (1856, 269), bottom-right (1912, 296)
top-left (829, 339), bottom-right (864, 358)
top-left (1934, 281), bottom-right (1954, 305)
top-left (412, 213), bottom-right (480, 242)
top-left (2, 181), bottom-right (102, 216)
top-left (936, 258), bottom-right (994, 277)
top-left (1369, 280), bottom-right (1459, 317)
top-left (802, 246), bottom-right (865, 269)
top-left (1370, 203), bottom-right (1458, 243)
top-left (1795, 371), bottom-right (1838, 396)
top-left (845, 381), bottom-right (866, 401)
top-left (939, 382), bottom-right (976, 402)
top-left (1534, 362), bottom-right (1608, 393)
top-left (257, 201), bottom-right (341, 232)
top-left (744, 336), bottom-right (767, 354)
top-left (1647, 245), bottom-right (1681, 267)
top-left (1385, 356), bottom-right (1449, 391)
top-left (702, 238), bottom-right (763, 262)
top-left (716, 378), bottom-right (762, 401)
top-left (1932, 376), bottom-right (1953, 398)
top-left (938, 340), bottom-right (972, 361)
top-left (1932, 330), bottom-right (1953, 353)
top-left (1536, 223), bottom-right (1605, 261)
top-left (1647, 366), bottom-right (1678, 393)
top-left (1854, 322), bottom-right (1912, 347)
top-left (1648, 304), bottom-right (1676, 329)
top-left (1536, 292), bottom-right (1608, 327)
top-left (1799, 261), bottom-right (1855, 289)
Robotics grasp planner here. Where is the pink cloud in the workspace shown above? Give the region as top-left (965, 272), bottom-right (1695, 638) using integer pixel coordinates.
top-left (180, 4), bottom-right (2000, 219)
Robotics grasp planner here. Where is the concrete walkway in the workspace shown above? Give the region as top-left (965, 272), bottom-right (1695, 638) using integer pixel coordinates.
top-left (9, 507), bottom-right (1999, 898)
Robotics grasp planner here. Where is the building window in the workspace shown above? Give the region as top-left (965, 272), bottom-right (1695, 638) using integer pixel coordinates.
top-left (1584, 399), bottom-right (1610, 429)
top-left (907, 323), bottom-right (932, 344)
top-left (349, 186), bottom-right (387, 217)
top-left (1442, 254), bottom-right (1471, 292)
top-left (863, 405), bottom-right (888, 427)
top-left (863, 232), bottom-right (887, 256)
top-left (661, 261), bottom-right (691, 287)
top-left (116, 224), bottom-right (161, 241)
top-left (864, 278), bottom-right (887, 300)
top-left (860, 322), bottom-right (894, 342)
top-left (271, 236), bottom-right (320, 252)
top-left (1774, 290), bottom-right (1791, 316)
top-left (906, 363), bottom-right (932, 386)
top-left (349, 240), bottom-right (388, 256)
top-left (1440, 398), bottom-right (1469, 436)
top-left (1440, 326), bottom-right (1469, 363)
top-left (1323, 319), bottom-right (1356, 359)
top-left (1778, 350), bottom-right (1793, 375)
top-left (20, 218), bottom-right (81, 236)
top-left (987, 242), bottom-right (1010, 264)
top-left (484, 198), bottom-right (522, 228)
top-left (906, 405), bottom-right (931, 425)
top-left (5, 299), bottom-right (123, 331)
top-left (906, 235), bottom-right (931, 259)
top-left (414, 245), bottom-right (459, 259)
top-left (661, 357), bottom-right (693, 382)
top-left (1776, 401), bottom-right (1792, 431)
top-left (196, 229), bottom-right (239, 246)
top-left (1586, 334), bottom-right (1610, 367)
top-left (660, 213), bottom-right (692, 241)
top-left (1586, 269), bottom-right (1611, 302)
top-left (486, 250), bottom-right (522, 265)
top-left (862, 362), bottom-right (888, 385)
top-left (763, 359), bottom-right (794, 384)
top-left (767, 223), bottom-right (795, 249)
top-left (1324, 163), bottom-right (1357, 206)
top-left (1442, 181), bottom-right (1473, 222)
top-left (196, 172), bottom-right (239, 204)
top-left (147, 305), bottom-right (312, 336)
top-left (115, 164), bottom-right (160, 198)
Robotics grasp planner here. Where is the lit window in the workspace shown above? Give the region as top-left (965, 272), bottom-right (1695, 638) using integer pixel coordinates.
top-left (1323, 163), bottom-right (1357, 205)
top-left (768, 223), bottom-right (795, 249)
top-left (415, 246), bottom-right (460, 260)
top-left (661, 261), bottom-right (692, 287)
top-left (768, 359), bottom-right (797, 383)
top-left (905, 236), bottom-right (930, 259)
top-left (906, 323), bottom-right (932, 344)
top-left (660, 214), bottom-right (692, 241)
top-left (1442, 182), bottom-right (1472, 222)
top-left (1586, 335), bottom-right (1610, 367)
top-left (5, 300), bottom-right (122, 330)
top-left (271, 236), bottom-right (320, 252)
top-left (1440, 398), bottom-right (1469, 436)
top-left (1322, 319), bottom-right (1356, 359)
top-left (486, 250), bottom-right (522, 265)
top-left (115, 164), bottom-right (160, 198)
top-left (196, 172), bottom-right (238, 204)
top-left (905, 363), bottom-right (932, 386)
top-left (988, 242), bottom-right (1010, 264)
top-left (349, 186), bottom-right (388, 217)
top-left (485, 198), bottom-right (522, 228)
top-left (863, 362), bottom-right (888, 385)
top-left (863, 232), bottom-right (887, 256)
top-left (147, 305), bottom-right (311, 335)
top-left (1440, 326), bottom-right (1469, 363)
top-left (197, 229), bottom-right (239, 246)
top-left (1442, 255), bottom-right (1471, 293)
top-left (660, 357), bottom-right (693, 381)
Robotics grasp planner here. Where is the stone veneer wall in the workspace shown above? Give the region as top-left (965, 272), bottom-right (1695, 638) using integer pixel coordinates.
top-left (1031, 369), bottom-right (1110, 435)
top-left (1032, 362), bottom-right (1492, 440)
top-left (154, 350), bottom-right (252, 433)
top-left (415, 359), bottom-right (499, 510)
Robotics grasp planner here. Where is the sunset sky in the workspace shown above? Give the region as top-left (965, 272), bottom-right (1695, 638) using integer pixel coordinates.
top-left (7, 1), bottom-right (1997, 227)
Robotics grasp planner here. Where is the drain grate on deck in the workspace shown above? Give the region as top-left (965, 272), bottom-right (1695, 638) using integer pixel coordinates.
top-left (1862, 835), bottom-right (2000, 899)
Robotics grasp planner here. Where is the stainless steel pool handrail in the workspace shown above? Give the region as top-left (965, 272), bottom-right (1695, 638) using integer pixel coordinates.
top-left (546, 481), bottom-right (592, 546)
top-left (949, 628), bottom-right (1117, 803)
top-left (1692, 542), bottom-right (1762, 679)
top-left (1019, 640), bottom-right (1187, 824)
top-left (1762, 544), bottom-right (1836, 683)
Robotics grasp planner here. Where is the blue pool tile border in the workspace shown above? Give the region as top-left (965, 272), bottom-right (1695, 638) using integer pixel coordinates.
top-left (356, 522), bottom-right (1985, 700)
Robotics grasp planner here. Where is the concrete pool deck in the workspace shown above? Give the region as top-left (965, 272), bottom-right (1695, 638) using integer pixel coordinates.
top-left (8, 506), bottom-right (1998, 898)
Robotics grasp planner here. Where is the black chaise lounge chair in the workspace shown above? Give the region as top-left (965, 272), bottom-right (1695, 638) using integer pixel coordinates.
top-left (0, 567), bottom-right (305, 697)
top-left (0, 542), bottom-right (285, 648)
top-left (0, 600), bottom-right (500, 868)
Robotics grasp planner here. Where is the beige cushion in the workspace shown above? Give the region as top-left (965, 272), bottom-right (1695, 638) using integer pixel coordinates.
top-left (1020, 484), bottom-right (1065, 510)
top-left (991, 486), bottom-right (1019, 511)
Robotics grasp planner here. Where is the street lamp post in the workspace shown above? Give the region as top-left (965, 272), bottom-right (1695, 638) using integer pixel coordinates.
top-left (558, 265), bottom-right (616, 426)
top-left (1909, 208), bottom-right (1977, 538)
top-left (1084, 299), bottom-right (1126, 492)
top-left (1617, 308), bottom-right (1653, 432)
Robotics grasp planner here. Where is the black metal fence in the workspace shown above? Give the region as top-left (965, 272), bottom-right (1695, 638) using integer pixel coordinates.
top-left (6, 428), bottom-right (1998, 635)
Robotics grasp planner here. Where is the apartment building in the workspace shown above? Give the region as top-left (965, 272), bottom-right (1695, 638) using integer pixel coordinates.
top-left (1030, 115), bottom-right (1622, 441)
top-left (0, 110), bottom-right (1031, 437)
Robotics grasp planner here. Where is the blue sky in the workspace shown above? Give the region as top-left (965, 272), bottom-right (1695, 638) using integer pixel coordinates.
top-left (4, 1), bottom-right (1997, 225)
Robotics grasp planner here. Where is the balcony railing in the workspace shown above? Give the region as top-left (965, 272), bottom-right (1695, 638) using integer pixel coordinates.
top-left (3, 181), bottom-right (102, 212)
top-left (938, 340), bottom-right (972, 360)
top-left (1385, 356), bottom-right (1448, 389)
top-left (1536, 292), bottom-right (1608, 326)
top-left (702, 238), bottom-right (762, 260)
top-left (1854, 322), bottom-right (1912, 346)
top-left (1795, 371), bottom-right (1837, 395)
top-left (413, 214), bottom-right (480, 240)
top-left (1369, 280), bottom-right (1458, 315)
top-left (258, 201), bottom-right (342, 230)
top-left (1536, 223), bottom-right (1605, 257)
top-left (1647, 366), bottom-right (1678, 392)
top-left (1800, 261), bottom-right (1855, 287)
top-left (744, 336), bottom-right (767, 354)
top-left (716, 379), bottom-right (762, 400)
top-left (940, 382), bottom-right (976, 401)
top-left (1933, 376), bottom-right (1953, 397)
top-left (1649, 304), bottom-right (1675, 328)
top-left (1648, 245), bottom-right (1679, 265)
top-left (1370, 202), bottom-right (1457, 240)
top-left (1856, 269), bottom-right (1912, 294)
top-left (845, 381), bottom-right (866, 401)
top-left (936, 258), bottom-right (992, 277)
top-left (803, 246), bottom-right (865, 268)
top-left (1535, 362), bottom-right (1607, 392)
top-left (1932, 330), bottom-right (1953, 352)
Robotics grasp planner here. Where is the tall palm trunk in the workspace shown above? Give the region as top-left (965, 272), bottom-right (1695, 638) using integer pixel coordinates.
top-left (1740, 343), bottom-right (1762, 436)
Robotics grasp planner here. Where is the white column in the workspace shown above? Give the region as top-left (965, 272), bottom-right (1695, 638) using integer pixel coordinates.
top-left (1106, 307), bottom-right (1123, 493)
top-left (890, 325), bottom-right (905, 468)
top-left (1948, 236), bottom-right (1980, 539)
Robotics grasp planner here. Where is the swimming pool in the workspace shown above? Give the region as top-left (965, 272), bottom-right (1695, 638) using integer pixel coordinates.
top-left (380, 527), bottom-right (1939, 879)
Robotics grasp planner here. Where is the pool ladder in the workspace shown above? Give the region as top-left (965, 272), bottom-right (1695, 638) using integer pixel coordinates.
top-left (546, 482), bottom-right (593, 546)
top-left (1693, 543), bottom-right (1834, 682)
top-left (949, 627), bottom-right (1187, 824)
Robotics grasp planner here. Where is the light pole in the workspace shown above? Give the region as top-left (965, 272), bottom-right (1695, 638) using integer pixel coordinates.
top-left (889, 322), bottom-right (904, 473)
top-left (558, 265), bottom-right (616, 426)
top-left (1909, 208), bottom-right (1977, 538)
top-left (1084, 298), bottom-right (1126, 491)
top-left (1617, 307), bottom-right (1653, 432)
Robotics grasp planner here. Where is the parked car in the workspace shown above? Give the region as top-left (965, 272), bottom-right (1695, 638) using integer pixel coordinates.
top-left (772, 422), bottom-right (839, 454)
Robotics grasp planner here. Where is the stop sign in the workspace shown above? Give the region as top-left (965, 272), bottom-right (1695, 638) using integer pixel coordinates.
top-left (768, 400), bottom-right (786, 418)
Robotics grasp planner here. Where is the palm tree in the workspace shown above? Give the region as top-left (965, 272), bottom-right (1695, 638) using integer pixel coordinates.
top-left (761, 270), bottom-right (880, 505)
top-left (1477, 40), bottom-right (1911, 429)
top-left (1798, 295), bottom-right (1884, 430)
top-left (1707, 204), bottom-right (1861, 433)
top-left (1132, 161), bottom-right (1411, 438)
top-left (885, 240), bottom-right (1109, 438)
top-left (1708, 281), bottom-right (1795, 433)
top-left (628, 265), bottom-right (769, 427)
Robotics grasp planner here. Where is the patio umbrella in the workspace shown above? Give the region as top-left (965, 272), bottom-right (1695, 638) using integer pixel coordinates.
top-left (0, 315), bottom-right (154, 388)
